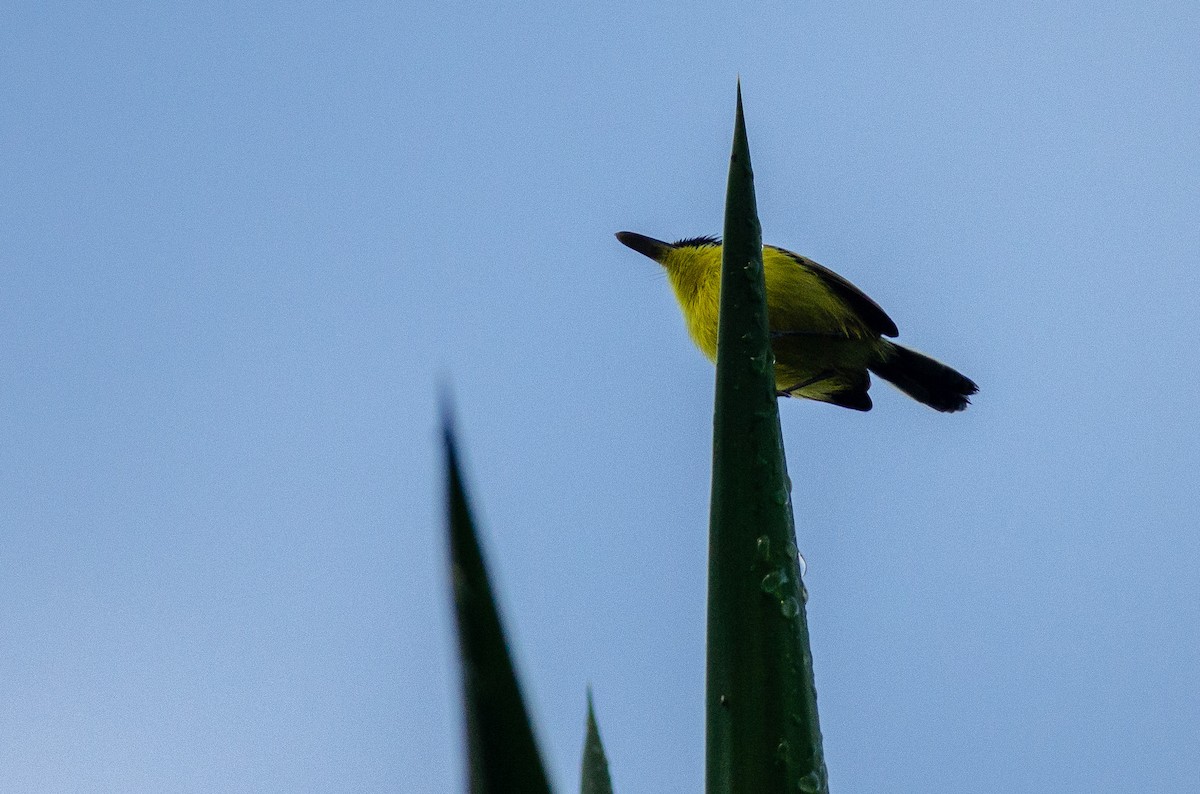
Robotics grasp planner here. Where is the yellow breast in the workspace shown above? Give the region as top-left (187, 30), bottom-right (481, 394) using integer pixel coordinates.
top-left (662, 244), bottom-right (874, 361)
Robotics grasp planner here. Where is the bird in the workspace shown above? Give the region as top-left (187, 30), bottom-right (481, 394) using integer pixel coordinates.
top-left (615, 231), bottom-right (977, 412)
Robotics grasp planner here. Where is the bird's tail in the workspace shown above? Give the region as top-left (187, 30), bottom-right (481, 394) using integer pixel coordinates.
top-left (868, 342), bottom-right (978, 413)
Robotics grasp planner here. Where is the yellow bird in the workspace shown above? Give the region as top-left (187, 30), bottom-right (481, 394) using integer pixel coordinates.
top-left (616, 232), bottom-right (977, 412)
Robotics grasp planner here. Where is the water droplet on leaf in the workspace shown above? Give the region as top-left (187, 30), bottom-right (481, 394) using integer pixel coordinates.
top-left (756, 535), bottom-right (771, 561)
top-left (760, 569), bottom-right (787, 594)
top-left (798, 770), bottom-right (823, 792)
top-left (780, 596), bottom-right (800, 618)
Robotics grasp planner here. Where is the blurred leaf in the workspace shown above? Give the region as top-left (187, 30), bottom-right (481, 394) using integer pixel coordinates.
top-left (580, 688), bottom-right (614, 794)
top-left (444, 418), bottom-right (552, 794)
top-left (705, 84), bottom-right (828, 793)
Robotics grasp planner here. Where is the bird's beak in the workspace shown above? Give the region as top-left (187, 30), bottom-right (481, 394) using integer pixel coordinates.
top-left (615, 231), bottom-right (674, 263)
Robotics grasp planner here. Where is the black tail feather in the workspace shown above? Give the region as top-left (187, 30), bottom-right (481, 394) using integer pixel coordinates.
top-left (869, 342), bottom-right (977, 413)
top-left (826, 388), bottom-right (873, 412)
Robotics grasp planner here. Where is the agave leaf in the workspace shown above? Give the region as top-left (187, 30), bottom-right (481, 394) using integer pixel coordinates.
top-left (444, 418), bottom-right (552, 794)
top-left (705, 83), bottom-right (828, 794)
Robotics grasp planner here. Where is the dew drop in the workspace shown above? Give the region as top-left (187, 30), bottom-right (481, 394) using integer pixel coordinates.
top-left (797, 770), bottom-right (822, 792)
top-left (760, 569), bottom-right (787, 594)
top-left (780, 596), bottom-right (800, 618)
top-left (755, 535), bottom-right (771, 561)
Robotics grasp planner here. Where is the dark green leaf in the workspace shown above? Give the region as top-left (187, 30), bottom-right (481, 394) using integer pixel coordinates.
top-left (444, 417), bottom-right (552, 794)
top-left (705, 83), bottom-right (828, 794)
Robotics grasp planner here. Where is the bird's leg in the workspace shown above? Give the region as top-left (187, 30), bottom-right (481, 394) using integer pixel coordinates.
top-left (777, 370), bottom-right (836, 397)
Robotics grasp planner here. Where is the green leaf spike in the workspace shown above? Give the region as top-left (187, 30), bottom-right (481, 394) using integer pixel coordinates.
top-left (705, 82), bottom-right (828, 794)
top-left (444, 416), bottom-right (552, 794)
top-left (580, 688), bottom-right (614, 794)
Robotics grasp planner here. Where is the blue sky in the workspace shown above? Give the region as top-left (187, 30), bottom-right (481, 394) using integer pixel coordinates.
top-left (3, 3), bottom-right (1198, 792)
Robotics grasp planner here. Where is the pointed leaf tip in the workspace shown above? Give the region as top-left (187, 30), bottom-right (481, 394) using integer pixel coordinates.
top-left (581, 688), bottom-right (614, 794)
top-left (438, 382), bottom-right (458, 452)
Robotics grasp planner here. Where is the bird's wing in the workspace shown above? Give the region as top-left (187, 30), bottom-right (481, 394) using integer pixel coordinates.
top-left (776, 249), bottom-right (899, 338)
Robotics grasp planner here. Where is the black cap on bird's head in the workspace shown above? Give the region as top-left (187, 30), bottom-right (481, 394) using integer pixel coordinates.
top-left (615, 231), bottom-right (674, 263)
